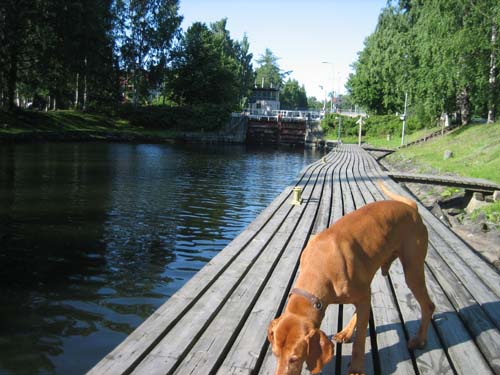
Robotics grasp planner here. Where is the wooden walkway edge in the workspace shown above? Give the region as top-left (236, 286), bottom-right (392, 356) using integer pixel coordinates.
top-left (387, 172), bottom-right (500, 193)
top-left (87, 145), bottom-right (500, 375)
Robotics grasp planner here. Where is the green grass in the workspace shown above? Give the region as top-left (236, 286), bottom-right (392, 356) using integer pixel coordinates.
top-left (370, 121), bottom-right (500, 228)
top-left (327, 123), bottom-right (442, 149)
top-left (0, 110), bottom-right (124, 133)
top-left (441, 187), bottom-right (462, 198)
top-left (366, 126), bottom-right (442, 149)
top-left (0, 109), bottom-right (179, 139)
top-left (388, 123), bottom-right (500, 184)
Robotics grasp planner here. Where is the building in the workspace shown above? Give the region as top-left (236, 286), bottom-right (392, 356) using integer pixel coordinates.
top-left (248, 87), bottom-right (280, 115)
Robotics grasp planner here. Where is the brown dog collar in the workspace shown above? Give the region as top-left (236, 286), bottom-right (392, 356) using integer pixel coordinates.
top-left (289, 288), bottom-right (324, 311)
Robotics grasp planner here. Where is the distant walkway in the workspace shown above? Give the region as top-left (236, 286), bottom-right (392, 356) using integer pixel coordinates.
top-left (88, 145), bottom-right (500, 375)
top-left (245, 109), bottom-right (366, 121)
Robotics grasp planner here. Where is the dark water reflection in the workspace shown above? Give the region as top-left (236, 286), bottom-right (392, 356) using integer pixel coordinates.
top-left (0, 143), bottom-right (321, 375)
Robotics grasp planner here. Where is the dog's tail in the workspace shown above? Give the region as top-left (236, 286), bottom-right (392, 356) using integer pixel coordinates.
top-left (378, 180), bottom-right (418, 211)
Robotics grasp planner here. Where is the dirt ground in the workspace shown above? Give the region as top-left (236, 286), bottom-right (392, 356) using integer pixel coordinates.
top-left (372, 151), bottom-right (500, 270)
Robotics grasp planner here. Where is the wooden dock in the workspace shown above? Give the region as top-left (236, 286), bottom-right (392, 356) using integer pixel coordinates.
top-left (87, 145), bottom-right (500, 375)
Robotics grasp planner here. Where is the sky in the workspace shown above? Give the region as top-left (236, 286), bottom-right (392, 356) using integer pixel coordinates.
top-left (179, 0), bottom-right (388, 100)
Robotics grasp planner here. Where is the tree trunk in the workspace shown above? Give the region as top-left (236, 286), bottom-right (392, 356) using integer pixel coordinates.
top-left (83, 57), bottom-right (88, 110)
top-left (487, 23), bottom-right (497, 124)
top-left (457, 87), bottom-right (470, 126)
top-left (7, 47), bottom-right (18, 110)
top-left (75, 72), bottom-right (79, 109)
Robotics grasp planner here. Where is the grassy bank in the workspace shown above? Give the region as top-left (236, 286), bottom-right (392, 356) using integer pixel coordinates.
top-left (0, 109), bottom-right (190, 142)
top-left (1, 109), bottom-right (125, 132)
top-left (378, 122), bottom-right (500, 228)
top-left (386, 122), bottom-right (500, 184)
top-left (339, 126), bottom-right (443, 149)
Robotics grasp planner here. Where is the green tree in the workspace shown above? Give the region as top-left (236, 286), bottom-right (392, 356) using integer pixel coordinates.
top-left (234, 34), bottom-right (254, 108)
top-left (167, 19), bottom-right (251, 111)
top-left (466, 0), bottom-right (499, 123)
top-left (0, 0), bottom-right (119, 110)
top-left (280, 79), bottom-right (308, 109)
top-left (254, 48), bottom-right (289, 89)
top-left (347, 0), bottom-right (500, 125)
top-left (307, 96), bottom-right (323, 111)
top-left (0, 0), bottom-right (36, 109)
top-left (115, 0), bottom-right (182, 105)
top-left (411, 0), bottom-right (492, 125)
top-left (346, 5), bottom-right (413, 114)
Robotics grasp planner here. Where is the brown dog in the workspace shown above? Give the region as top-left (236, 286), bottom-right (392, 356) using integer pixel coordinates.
top-left (267, 181), bottom-right (435, 375)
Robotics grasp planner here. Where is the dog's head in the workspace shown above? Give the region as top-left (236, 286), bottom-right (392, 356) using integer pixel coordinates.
top-left (267, 314), bottom-right (334, 375)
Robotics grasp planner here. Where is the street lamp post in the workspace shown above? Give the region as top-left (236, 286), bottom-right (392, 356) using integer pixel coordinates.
top-left (319, 85), bottom-right (326, 113)
top-left (322, 61), bottom-right (335, 113)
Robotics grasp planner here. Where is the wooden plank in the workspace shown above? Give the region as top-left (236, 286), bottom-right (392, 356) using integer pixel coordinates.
top-left (425, 225), bottom-right (500, 329)
top-left (371, 270), bottom-right (416, 374)
top-left (310, 152), bottom-right (338, 235)
top-left (331, 148), bottom-right (349, 221)
top-left (387, 172), bottom-right (500, 193)
top-left (423, 262), bottom-right (493, 374)
top-left (425, 243), bottom-right (500, 374)
top-left (389, 260), bottom-right (454, 375)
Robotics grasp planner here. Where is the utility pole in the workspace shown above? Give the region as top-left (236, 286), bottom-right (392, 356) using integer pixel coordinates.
top-left (401, 92), bottom-right (408, 146)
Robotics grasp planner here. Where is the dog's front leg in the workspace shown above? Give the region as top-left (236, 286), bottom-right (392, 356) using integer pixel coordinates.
top-left (348, 299), bottom-right (370, 375)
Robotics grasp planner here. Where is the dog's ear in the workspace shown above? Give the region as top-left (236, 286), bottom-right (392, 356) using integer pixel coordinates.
top-left (267, 317), bottom-right (281, 349)
top-left (305, 329), bottom-right (335, 374)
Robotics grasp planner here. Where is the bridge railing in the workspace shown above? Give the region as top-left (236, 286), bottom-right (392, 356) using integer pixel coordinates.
top-left (244, 109), bottom-right (322, 121)
top-left (239, 109), bottom-right (367, 120)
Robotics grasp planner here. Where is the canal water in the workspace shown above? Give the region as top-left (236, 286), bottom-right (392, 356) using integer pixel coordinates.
top-left (0, 142), bottom-right (322, 375)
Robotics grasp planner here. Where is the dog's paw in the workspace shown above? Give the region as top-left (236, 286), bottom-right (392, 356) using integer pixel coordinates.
top-left (334, 330), bottom-right (354, 343)
top-left (408, 336), bottom-right (426, 350)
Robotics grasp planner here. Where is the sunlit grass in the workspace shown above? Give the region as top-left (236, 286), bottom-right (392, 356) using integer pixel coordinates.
top-left (390, 123), bottom-right (500, 183)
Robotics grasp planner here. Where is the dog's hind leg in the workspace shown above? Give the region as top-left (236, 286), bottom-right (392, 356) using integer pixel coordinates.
top-left (402, 256), bottom-right (435, 349)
